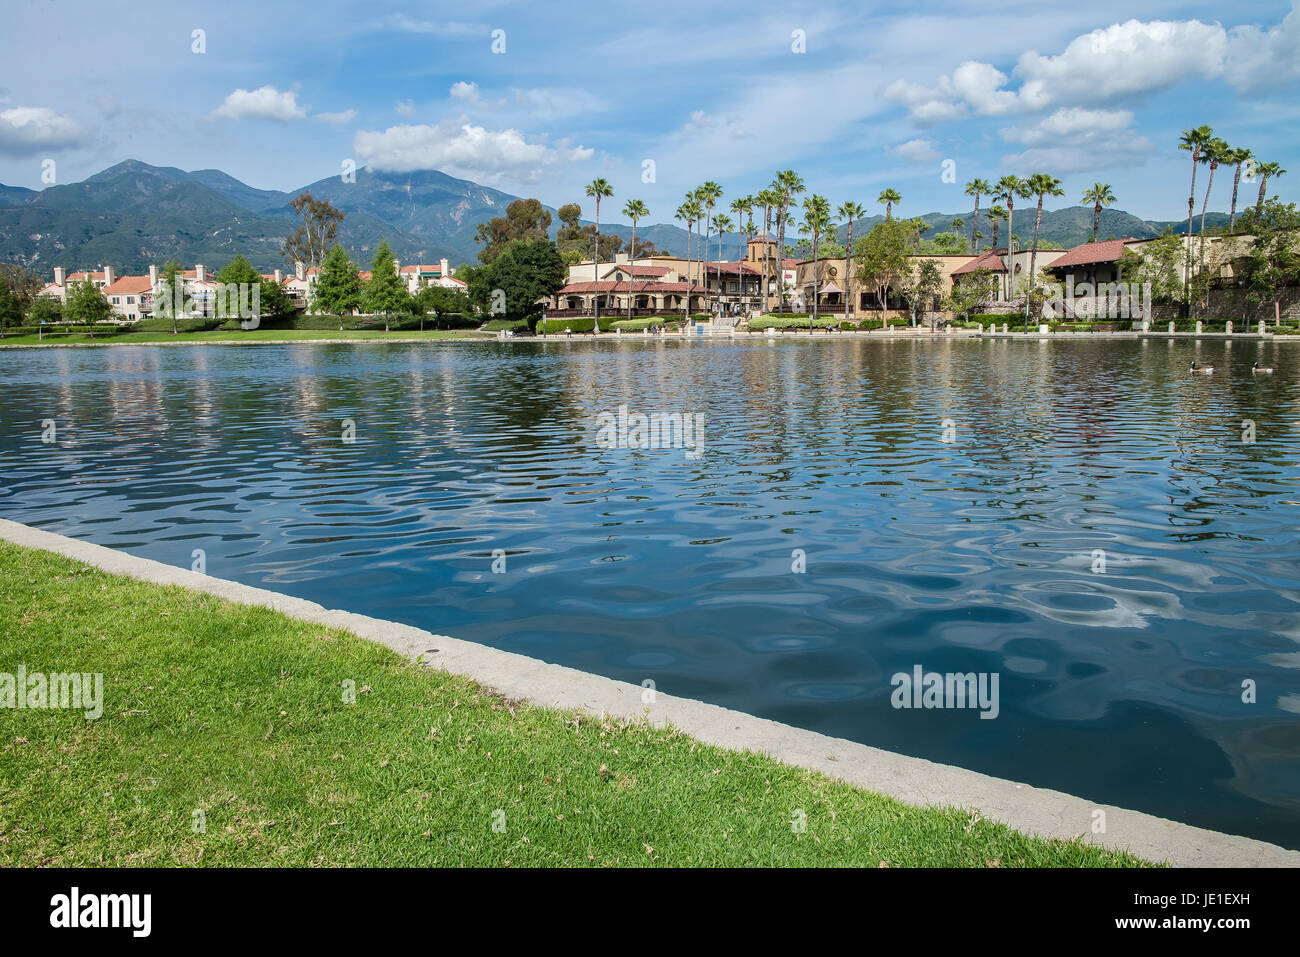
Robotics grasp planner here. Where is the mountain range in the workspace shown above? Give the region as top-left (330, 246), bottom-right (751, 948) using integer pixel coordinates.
top-left (0, 159), bottom-right (1235, 276)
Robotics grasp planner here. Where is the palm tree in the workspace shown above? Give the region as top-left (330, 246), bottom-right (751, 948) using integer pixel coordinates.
top-left (732, 195), bottom-right (754, 309)
top-left (878, 188), bottom-right (901, 219)
top-left (1256, 161), bottom-right (1286, 213)
top-left (965, 178), bottom-right (991, 253)
top-left (622, 199), bottom-right (648, 323)
top-left (1227, 147), bottom-right (1253, 230)
top-left (1080, 183), bottom-right (1116, 243)
top-left (695, 183), bottom-right (722, 312)
top-left (585, 178), bottom-right (613, 322)
top-left (772, 171), bottom-right (805, 315)
top-left (996, 175), bottom-right (1025, 299)
top-left (675, 202), bottom-right (694, 319)
top-left (683, 198), bottom-right (704, 313)
top-left (1178, 125), bottom-right (1214, 305)
top-left (756, 188), bottom-right (778, 312)
top-left (1198, 137), bottom-right (1230, 276)
top-left (801, 195), bottom-right (832, 331)
top-left (712, 213), bottom-right (733, 317)
top-left (950, 218), bottom-right (964, 242)
top-left (986, 204), bottom-right (1007, 251)
top-left (1024, 173), bottom-right (1064, 324)
top-left (837, 200), bottom-right (865, 319)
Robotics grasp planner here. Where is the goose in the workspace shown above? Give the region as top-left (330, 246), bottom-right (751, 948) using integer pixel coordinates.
top-left (1252, 361), bottom-right (1275, 374)
top-left (1190, 361), bottom-right (1215, 374)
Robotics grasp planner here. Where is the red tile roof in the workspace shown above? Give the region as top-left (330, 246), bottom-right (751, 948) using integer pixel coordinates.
top-left (951, 249), bottom-right (1008, 275)
top-left (1047, 238), bottom-right (1138, 269)
top-left (103, 275), bottom-right (153, 295)
top-left (703, 261), bottom-right (760, 275)
top-left (557, 281), bottom-right (705, 294)
top-left (602, 264), bottom-right (670, 278)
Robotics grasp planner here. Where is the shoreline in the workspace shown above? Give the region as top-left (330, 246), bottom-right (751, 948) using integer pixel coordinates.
top-left (2, 516), bottom-right (1295, 866)
top-left (0, 328), bottom-right (1293, 349)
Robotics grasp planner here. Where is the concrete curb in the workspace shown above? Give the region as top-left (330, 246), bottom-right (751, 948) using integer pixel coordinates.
top-left (3, 517), bottom-right (1296, 867)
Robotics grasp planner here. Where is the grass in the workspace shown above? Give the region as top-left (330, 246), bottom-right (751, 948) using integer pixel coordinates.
top-left (0, 328), bottom-right (489, 347)
top-left (0, 542), bottom-right (1151, 867)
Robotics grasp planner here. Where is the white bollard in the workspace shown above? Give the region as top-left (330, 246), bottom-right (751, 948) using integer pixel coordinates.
top-left (1226, 320), bottom-right (1233, 335)
top-left (1195, 320), bottom-right (1203, 335)
top-left (1168, 321), bottom-right (1175, 334)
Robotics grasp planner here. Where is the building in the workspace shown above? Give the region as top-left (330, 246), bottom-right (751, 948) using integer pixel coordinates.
top-left (950, 246), bottom-right (1068, 304)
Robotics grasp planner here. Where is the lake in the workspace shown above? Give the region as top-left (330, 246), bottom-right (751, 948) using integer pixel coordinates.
top-left (2, 337), bottom-right (1298, 848)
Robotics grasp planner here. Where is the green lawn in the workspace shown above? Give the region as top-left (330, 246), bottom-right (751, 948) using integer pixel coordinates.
top-left (0, 328), bottom-right (490, 347)
top-left (0, 542), bottom-right (1151, 867)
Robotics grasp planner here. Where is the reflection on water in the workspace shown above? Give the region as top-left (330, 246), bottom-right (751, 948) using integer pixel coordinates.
top-left (1, 337), bottom-right (1299, 847)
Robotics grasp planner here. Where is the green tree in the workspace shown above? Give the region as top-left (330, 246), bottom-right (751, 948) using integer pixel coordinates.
top-left (1081, 184), bottom-right (1116, 243)
top-left (415, 283), bottom-right (470, 330)
top-left (696, 182), bottom-right (723, 311)
top-left (1226, 148), bottom-right (1253, 230)
top-left (284, 192), bottom-right (345, 274)
top-left (1197, 137), bottom-right (1230, 280)
top-left (964, 179), bottom-right (991, 252)
top-left (837, 201), bottom-right (866, 319)
top-left (584, 179), bottom-right (614, 321)
top-left (1255, 161), bottom-right (1286, 213)
top-left (911, 258), bottom-right (944, 328)
top-left (314, 243), bottom-right (362, 330)
top-left (1023, 173), bottom-right (1065, 324)
top-left (986, 204), bottom-right (1008, 250)
top-left (855, 218), bottom-right (911, 325)
top-left (1239, 198), bottom-right (1300, 326)
top-left (1119, 231), bottom-right (1184, 306)
top-left (473, 238), bottom-right (565, 331)
top-left (474, 198), bottom-right (553, 264)
top-left (799, 195), bottom-right (832, 330)
top-left (623, 199), bottom-right (649, 322)
top-left (361, 241), bottom-right (407, 329)
top-left (1178, 125), bottom-right (1215, 305)
top-left (771, 171), bottom-right (804, 314)
top-left (943, 268), bottom-right (997, 323)
top-left (0, 279), bottom-right (21, 336)
top-left (30, 296), bottom-right (63, 325)
top-left (64, 278), bottom-right (112, 336)
top-left (877, 188), bottom-right (901, 220)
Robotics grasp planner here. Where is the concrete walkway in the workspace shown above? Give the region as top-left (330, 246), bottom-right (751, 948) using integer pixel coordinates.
top-left (2, 517), bottom-right (1296, 867)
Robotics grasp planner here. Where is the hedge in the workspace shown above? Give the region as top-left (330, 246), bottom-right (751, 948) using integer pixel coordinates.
top-left (610, 317), bottom-right (684, 331)
top-left (746, 315), bottom-right (841, 330)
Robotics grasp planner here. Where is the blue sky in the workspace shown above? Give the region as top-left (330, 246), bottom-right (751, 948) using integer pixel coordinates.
top-left (2, 0), bottom-right (1298, 225)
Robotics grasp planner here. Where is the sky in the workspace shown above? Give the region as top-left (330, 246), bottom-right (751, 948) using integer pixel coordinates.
top-left (1, 0), bottom-right (1298, 227)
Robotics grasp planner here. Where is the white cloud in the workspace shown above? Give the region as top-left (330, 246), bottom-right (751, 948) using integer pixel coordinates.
top-left (315, 109), bottom-right (357, 125)
top-left (395, 99), bottom-right (417, 117)
top-left (450, 81), bottom-right (486, 105)
top-left (999, 107), bottom-right (1153, 173)
top-left (353, 119), bottom-right (593, 184)
top-left (382, 13), bottom-right (482, 37)
top-left (212, 86), bottom-right (306, 122)
top-left (888, 12), bottom-right (1300, 125)
top-left (0, 106), bottom-right (85, 156)
top-left (682, 110), bottom-right (751, 140)
top-left (888, 138), bottom-right (940, 164)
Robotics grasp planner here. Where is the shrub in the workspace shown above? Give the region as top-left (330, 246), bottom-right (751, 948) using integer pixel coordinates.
top-left (481, 318), bottom-right (530, 331)
top-left (537, 315), bottom-right (617, 333)
top-left (611, 316), bottom-right (684, 331)
top-left (746, 314), bottom-right (839, 330)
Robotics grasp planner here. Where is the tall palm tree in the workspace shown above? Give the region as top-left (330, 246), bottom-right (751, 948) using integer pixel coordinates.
top-left (585, 178), bottom-right (613, 321)
top-left (996, 175), bottom-right (1024, 299)
top-left (987, 204), bottom-right (1007, 251)
top-left (684, 198), bottom-right (704, 313)
top-left (1198, 137), bottom-right (1230, 276)
top-left (622, 199), bottom-right (648, 323)
top-left (837, 200), bottom-right (865, 319)
top-left (731, 195), bottom-right (754, 309)
top-left (1080, 183), bottom-right (1116, 243)
top-left (1024, 173), bottom-right (1064, 324)
top-left (712, 214), bottom-right (733, 316)
top-left (695, 183), bottom-right (722, 312)
top-left (772, 171), bottom-right (805, 315)
top-left (1178, 125), bottom-right (1214, 305)
top-left (951, 218), bottom-right (964, 242)
top-left (878, 188), bottom-right (901, 219)
top-left (1227, 147), bottom-right (1253, 230)
top-left (757, 188), bottom-right (778, 312)
top-left (675, 202), bottom-right (694, 319)
top-left (1255, 161), bottom-right (1286, 213)
top-left (964, 178), bottom-right (992, 253)
top-left (801, 195), bottom-right (832, 331)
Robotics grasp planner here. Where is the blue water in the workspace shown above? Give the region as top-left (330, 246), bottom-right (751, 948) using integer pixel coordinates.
top-left (1, 338), bottom-right (1298, 848)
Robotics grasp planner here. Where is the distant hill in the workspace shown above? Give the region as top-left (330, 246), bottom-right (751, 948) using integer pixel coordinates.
top-left (0, 160), bottom-right (1241, 275)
